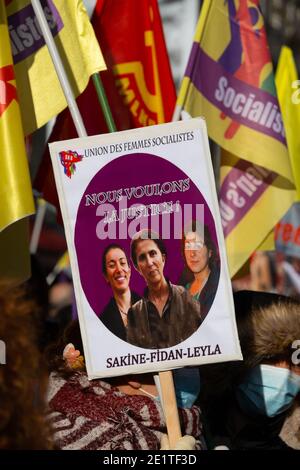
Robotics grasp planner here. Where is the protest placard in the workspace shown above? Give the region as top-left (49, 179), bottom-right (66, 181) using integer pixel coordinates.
top-left (49, 118), bottom-right (242, 378)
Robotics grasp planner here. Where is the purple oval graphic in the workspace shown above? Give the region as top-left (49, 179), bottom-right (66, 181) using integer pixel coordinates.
top-left (75, 153), bottom-right (220, 340)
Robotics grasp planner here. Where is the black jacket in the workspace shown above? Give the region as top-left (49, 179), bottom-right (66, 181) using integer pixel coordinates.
top-left (100, 292), bottom-right (140, 341)
top-left (198, 265), bottom-right (220, 320)
top-left (202, 392), bottom-right (292, 450)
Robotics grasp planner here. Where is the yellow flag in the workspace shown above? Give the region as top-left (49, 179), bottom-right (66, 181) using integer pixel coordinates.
top-left (220, 151), bottom-right (292, 275)
top-left (6, 0), bottom-right (106, 136)
top-left (0, 219), bottom-right (31, 285)
top-left (276, 46), bottom-right (300, 200)
top-left (0, 0), bottom-right (34, 232)
top-left (177, 0), bottom-right (295, 276)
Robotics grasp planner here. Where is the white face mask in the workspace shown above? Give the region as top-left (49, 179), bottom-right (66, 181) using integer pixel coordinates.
top-left (173, 367), bottom-right (200, 408)
top-left (236, 364), bottom-right (300, 418)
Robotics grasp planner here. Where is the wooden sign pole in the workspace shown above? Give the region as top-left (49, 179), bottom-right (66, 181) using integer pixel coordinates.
top-left (159, 370), bottom-right (182, 448)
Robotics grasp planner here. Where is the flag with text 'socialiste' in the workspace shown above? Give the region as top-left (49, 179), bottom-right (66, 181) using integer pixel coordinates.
top-left (176, 0), bottom-right (295, 276)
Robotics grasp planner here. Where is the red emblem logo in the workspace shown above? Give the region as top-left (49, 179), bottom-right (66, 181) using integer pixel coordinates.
top-left (59, 150), bottom-right (83, 178)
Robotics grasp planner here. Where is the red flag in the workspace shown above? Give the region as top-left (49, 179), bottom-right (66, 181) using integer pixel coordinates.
top-left (35, 0), bottom-right (176, 215)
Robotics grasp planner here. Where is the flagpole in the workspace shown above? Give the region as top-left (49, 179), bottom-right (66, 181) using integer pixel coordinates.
top-left (30, 197), bottom-right (47, 254)
top-left (172, 0), bottom-right (211, 122)
top-left (172, 104), bottom-right (182, 122)
top-left (92, 74), bottom-right (117, 132)
top-left (31, 0), bottom-right (87, 137)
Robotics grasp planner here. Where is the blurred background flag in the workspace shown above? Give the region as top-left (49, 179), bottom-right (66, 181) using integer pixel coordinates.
top-left (34, 0), bottom-right (176, 214)
top-left (275, 46), bottom-right (300, 200)
top-left (0, 0), bottom-right (34, 231)
top-left (274, 46), bottom-right (300, 261)
top-left (5, 0), bottom-right (106, 136)
top-left (176, 0), bottom-right (295, 277)
top-left (97, 0), bottom-right (176, 127)
top-left (0, 0), bottom-right (34, 283)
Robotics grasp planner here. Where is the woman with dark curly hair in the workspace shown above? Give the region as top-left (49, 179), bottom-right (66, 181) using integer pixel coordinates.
top-left (100, 244), bottom-right (140, 341)
top-left (0, 280), bottom-right (52, 449)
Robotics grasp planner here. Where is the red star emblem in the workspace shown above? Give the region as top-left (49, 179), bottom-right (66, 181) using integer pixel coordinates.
top-left (0, 65), bottom-right (18, 117)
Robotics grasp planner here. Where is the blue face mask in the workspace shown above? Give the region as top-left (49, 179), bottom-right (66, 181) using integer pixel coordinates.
top-left (236, 364), bottom-right (300, 418)
top-left (173, 367), bottom-right (201, 408)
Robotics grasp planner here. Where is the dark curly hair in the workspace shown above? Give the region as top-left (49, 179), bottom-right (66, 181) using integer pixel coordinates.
top-left (0, 281), bottom-right (52, 449)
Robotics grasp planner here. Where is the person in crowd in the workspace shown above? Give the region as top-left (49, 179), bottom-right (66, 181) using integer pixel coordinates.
top-left (199, 290), bottom-right (300, 450)
top-left (250, 251), bottom-right (276, 293)
top-left (126, 230), bottom-right (202, 349)
top-left (46, 320), bottom-right (205, 450)
top-left (0, 280), bottom-right (52, 449)
top-left (280, 255), bottom-right (300, 300)
top-left (48, 279), bottom-right (73, 320)
top-left (181, 221), bottom-right (220, 320)
top-left (100, 244), bottom-right (140, 341)
top-left (48, 279), bottom-right (73, 338)
top-left (23, 255), bottom-right (71, 351)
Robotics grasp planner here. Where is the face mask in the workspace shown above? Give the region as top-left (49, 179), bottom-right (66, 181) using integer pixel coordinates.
top-left (236, 364), bottom-right (300, 418)
top-left (173, 367), bottom-right (201, 408)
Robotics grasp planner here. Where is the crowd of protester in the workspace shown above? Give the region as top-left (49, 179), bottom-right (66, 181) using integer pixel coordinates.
top-left (1, 253), bottom-right (300, 450)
